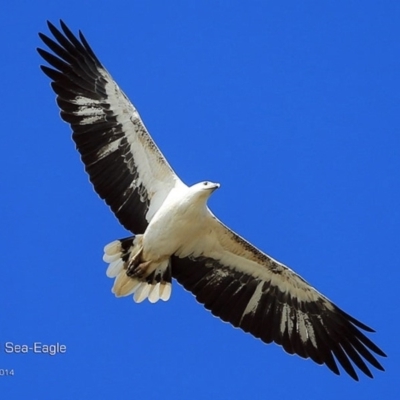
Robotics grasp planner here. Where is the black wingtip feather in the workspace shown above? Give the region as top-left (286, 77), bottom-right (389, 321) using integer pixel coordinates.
top-left (338, 307), bottom-right (376, 333)
top-left (79, 30), bottom-right (102, 66)
top-left (40, 65), bottom-right (62, 81)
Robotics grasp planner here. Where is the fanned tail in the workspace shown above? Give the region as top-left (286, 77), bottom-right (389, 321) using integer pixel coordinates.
top-left (103, 236), bottom-right (172, 303)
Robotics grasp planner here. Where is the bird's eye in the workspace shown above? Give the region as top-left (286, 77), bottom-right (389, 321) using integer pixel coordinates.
top-left (204, 182), bottom-right (209, 186)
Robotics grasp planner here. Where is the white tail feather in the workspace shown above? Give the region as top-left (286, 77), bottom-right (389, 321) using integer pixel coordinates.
top-left (103, 252), bottom-right (121, 263)
top-left (134, 284), bottom-right (151, 303)
top-left (159, 282), bottom-right (172, 301)
top-left (106, 259), bottom-right (124, 278)
top-left (112, 273), bottom-right (141, 297)
top-left (104, 240), bottom-right (122, 255)
top-left (148, 282), bottom-right (161, 303)
top-left (104, 237), bottom-right (172, 303)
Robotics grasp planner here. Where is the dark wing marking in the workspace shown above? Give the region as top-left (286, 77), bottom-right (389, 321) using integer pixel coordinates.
top-left (171, 217), bottom-right (386, 380)
top-left (38, 20), bottom-right (184, 234)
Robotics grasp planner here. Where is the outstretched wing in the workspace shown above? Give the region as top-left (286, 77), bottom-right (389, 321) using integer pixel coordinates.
top-left (38, 20), bottom-right (184, 234)
top-left (171, 216), bottom-right (386, 380)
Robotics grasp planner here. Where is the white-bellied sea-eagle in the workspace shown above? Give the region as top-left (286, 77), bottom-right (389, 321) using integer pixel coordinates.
top-left (37, 20), bottom-right (386, 380)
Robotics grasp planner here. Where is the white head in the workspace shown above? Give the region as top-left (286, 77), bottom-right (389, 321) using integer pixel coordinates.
top-left (188, 181), bottom-right (220, 202)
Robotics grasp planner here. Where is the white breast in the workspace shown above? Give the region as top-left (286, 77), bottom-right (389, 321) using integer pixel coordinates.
top-left (142, 186), bottom-right (211, 260)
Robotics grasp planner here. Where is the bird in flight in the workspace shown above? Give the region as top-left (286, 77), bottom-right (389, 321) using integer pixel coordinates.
top-left (38, 20), bottom-right (386, 380)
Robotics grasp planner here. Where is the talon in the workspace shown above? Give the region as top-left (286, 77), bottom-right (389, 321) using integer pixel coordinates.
top-left (127, 260), bottom-right (152, 278)
top-left (125, 246), bottom-right (144, 276)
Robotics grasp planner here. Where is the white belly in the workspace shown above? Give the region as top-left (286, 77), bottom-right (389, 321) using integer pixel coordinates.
top-left (142, 187), bottom-right (211, 260)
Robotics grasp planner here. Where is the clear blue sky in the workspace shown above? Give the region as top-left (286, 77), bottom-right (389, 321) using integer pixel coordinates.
top-left (1, 1), bottom-right (398, 399)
